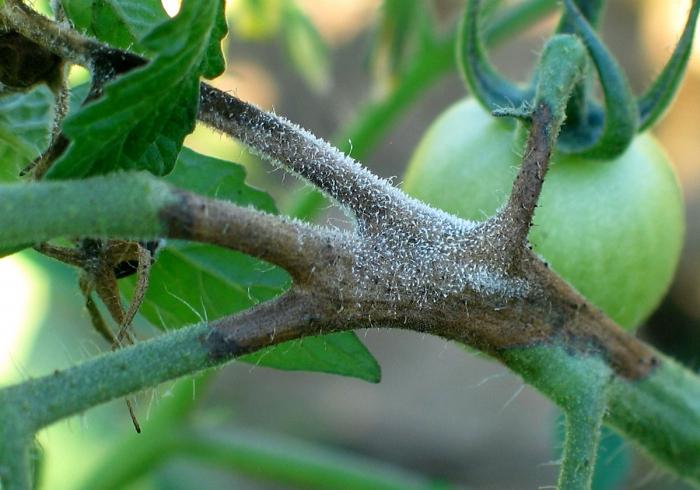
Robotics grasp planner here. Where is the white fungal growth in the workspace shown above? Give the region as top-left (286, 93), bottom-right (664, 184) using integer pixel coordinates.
top-left (350, 208), bottom-right (530, 309)
top-left (200, 88), bottom-right (529, 307)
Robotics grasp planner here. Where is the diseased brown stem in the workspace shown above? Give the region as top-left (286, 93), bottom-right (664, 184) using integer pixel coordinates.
top-left (198, 85), bottom-right (416, 231)
top-left (160, 189), bottom-right (349, 283)
top-left (497, 104), bottom-right (553, 253)
top-left (5, 4), bottom-right (700, 485)
top-left (0, 3), bottom-right (656, 381)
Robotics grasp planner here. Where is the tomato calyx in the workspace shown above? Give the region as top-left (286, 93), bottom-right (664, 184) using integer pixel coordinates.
top-left (458, 0), bottom-right (700, 160)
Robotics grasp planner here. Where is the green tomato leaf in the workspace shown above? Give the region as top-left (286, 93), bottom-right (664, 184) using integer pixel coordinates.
top-left (61, 0), bottom-right (226, 75)
top-left (200, 2), bottom-right (228, 79)
top-left (47, 1), bottom-right (225, 179)
top-left (100, 0), bottom-right (171, 43)
top-left (0, 86), bottom-right (53, 182)
top-left (59, 0), bottom-right (93, 33)
top-left (164, 147), bottom-right (278, 212)
top-left (60, 0), bottom-right (168, 52)
top-left (244, 334), bottom-right (381, 383)
top-left (122, 149), bottom-right (380, 382)
top-left (122, 240), bottom-right (290, 327)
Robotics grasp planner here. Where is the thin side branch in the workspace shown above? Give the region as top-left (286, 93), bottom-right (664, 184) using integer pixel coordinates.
top-left (160, 188), bottom-right (352, 282)
top-left (492, 35), bottom-right (587, 260)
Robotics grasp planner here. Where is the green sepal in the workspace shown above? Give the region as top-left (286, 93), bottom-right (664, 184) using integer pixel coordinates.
top-left (637, 0), bottom-right (700, 131)
top-left (554, 0), bottom-right (604, 134)
top-left (458, 0), bottom-right (533, 113)
top-left (559, 0), bottom-right (638, 159)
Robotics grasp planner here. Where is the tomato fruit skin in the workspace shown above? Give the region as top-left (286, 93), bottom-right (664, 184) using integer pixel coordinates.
top-left (403, 99), bottom-right (684, 330)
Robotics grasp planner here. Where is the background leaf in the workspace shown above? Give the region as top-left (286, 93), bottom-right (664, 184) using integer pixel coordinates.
top-left (47, 1), bottom-right (226, 179)
top-left (122, 149), bottom-right (380, 382)
top-left (281, 3), bottom-right (330, 94)
top-left (0, 86), bottom-right (53, 182)
top-left (369, 0), bottom-right (435, 93)
top-left (230, 0), bottom-right (284, 40)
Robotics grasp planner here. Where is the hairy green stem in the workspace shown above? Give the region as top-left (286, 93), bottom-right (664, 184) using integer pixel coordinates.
top-left (285, 0), bottom-right (558, 220)
top-left (1, 318), bottom-right (698, 487)
top-left (502, 345), bottom-right (700, 487)
top-left (0, 172), bottom-right (174, 248)
top-left (557, 387), bottom-right (608, 489)
top-left (0, 324), bottom-right (216, 433)
top-left (0, 420), bottom-right (32, 490)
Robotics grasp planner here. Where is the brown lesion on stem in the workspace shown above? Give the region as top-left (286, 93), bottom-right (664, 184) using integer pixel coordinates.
top-left (158, 189), bottom-right (354, 285)
top-left (152, 180), bottom-right (656, 380)
top-left (496, 103), bottom-right (554, 256)
top-left (3, 0), bottom-right (659, 383)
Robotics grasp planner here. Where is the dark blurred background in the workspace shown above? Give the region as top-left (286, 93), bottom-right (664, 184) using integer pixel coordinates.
top-left (2, 1), bottom-right (699, 488)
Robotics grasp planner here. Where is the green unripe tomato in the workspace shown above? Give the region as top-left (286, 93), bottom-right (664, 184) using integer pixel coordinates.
top-left (403, 99), bottom-right (684, 330)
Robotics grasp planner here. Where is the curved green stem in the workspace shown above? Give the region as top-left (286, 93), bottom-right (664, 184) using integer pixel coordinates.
top-left (555, 0), bottom-right (605, 133)
top-left (638, 0), bottom-right (700, 131)
top-left (560, 0), bottom-right (638, 158)
top-left (457, 0), bottom-right (533, 112)
top-left (284, 0), bottom-right (558, 220)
